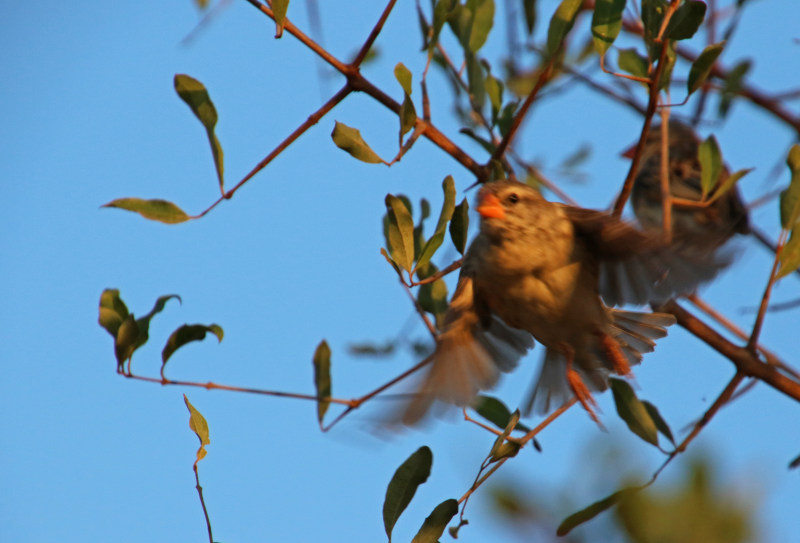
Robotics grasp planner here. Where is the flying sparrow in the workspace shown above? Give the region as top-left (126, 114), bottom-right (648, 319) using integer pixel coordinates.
top-left (402, 180), bottom-right (683, 424)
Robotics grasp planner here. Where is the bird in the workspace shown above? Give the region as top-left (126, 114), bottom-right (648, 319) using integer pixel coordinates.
top-left (627, 120), bottom-right (750, 249)
top-left (401, 180), bottom-right (683, 425)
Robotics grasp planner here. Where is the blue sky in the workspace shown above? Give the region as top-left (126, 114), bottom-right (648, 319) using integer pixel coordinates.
top-left (2, 1), bottom-right (799, 541)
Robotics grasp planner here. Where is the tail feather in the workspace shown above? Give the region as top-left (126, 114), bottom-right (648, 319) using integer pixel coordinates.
top-left (523, 309), bottom-right (675, 416)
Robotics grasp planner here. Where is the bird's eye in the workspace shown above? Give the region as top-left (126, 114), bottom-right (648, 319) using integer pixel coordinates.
top-left (507, 193), bottom-right (519, 204)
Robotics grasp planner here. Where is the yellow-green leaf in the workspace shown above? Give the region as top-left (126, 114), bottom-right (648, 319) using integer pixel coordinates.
top-left (465, 0), bottom-right (494, 53)
top-left (546, 0), bottom-right (582, 56)
top-left (273, 0), bottom-right (290, 38)
top-left (411, 499), bottom-right (459, 543)
top-left (780, 144), bottom-right (800, 229)
top-left (394, 62), bottom-right (413, 95)
top-left (777, 232), bottom-right (800, 279)
top-left (174, 74), bottom-right (224, 191)
top-left (312, 340), bottom-right (332, 424)
top-left (331, 121), bottom-right (384, 164)
top-left (399, 94), bottom-right (417, 140)
top-left (102, 198), bottom-right (190, 224)
top-left (98, 288), bottom-right (129, 338)
top-left (617, 48), bottom-right (649, 80)
top-left (385, 194), bottom-right (415, 272)
top-left (557, 487), bottom-right (640, 536)
top-left (698, 135), bottom-right (723, 198)
top-left (184, 395), bottom-right (210, 463)
top-left (415, 176), bottom-right (456, 273)
top-left (610, 378), bottom-right (659, 447)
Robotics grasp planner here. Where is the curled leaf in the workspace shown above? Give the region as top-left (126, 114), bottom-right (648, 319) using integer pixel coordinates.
top-left (184, 395), bottom-right (210, 463)
top-left (331, 121), bottom-right (384, 164)
top-left (161, 324), bottom-right (223, 366)
top-left (174, 74), bottom-right (224, 191)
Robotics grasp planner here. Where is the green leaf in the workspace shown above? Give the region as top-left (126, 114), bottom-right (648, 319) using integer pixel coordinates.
top-left (399, 94), bottom-right (418, 140)
top-left (331, 121), bottom-right (384, 164)
top-left (522, 0), bottom-right (537, 35)
top-left (777, 232), bottom-right (800, 279)
top-left (780, 144), bottom-right (800, 229)
top-left (98, 289), bottom-right (129, 338)
top-left (460, 128), bottom-right (496, 155)
top-left (698, 135), bottom-right (723, 198)
top-left (417, 263), bottom-right (449, 328)
top-left (161, 324), bottom-right (223, 365)
top-left (664, 0), bottom-right (706, 40)
top-left (394, 63), bottom-right (413, 95)
top-left (411, 499), bottom-right (459, 543)
top-left (546, 0), bottom-right (582, 56)
top-left (591, 0), bottom-right (626, 55)
top-left (610, 378), bottom-right (659, 447)
top-left (465, 52), bottom-right (486, 110)
top-left (430, 0), bottom-right (458, 54)
top-left (710, 168), bottom-right (751, 204)
top-left (174, 74), bottom-right (224, 191)
top-left (380, 247), bottom-right (403, 277)
top-left (383, 446), bottom-right (433, 541)
top-left (687, 41), bottom-right (725, 95)
top-left (465, 0), bottom-right (495, 53)
top-left (617, 48), bottom-right (649, 80)
top-left (184, 395), bottom-right (210, 462)
top-left (557, 487), bottom-right (640, 536)
top-left (718, 60), bottom-right (750, 117)
top-left (485, 73), bottom-right (504, 118)
top-left (102, 198), bottom-right (190, 224)
top-left (642, 400), bottom-right (675, 446)
top-left (312, 340), bottom-right (332, 425)
top-left (641, 0), bottom-right (666, 61)
top-left (385, 195), bottom-right (416, 273)
top-left (656, 40), bottom-right (677, 90)
top-left (415, 177), bottom-right (457, 273)
top-left (449, 197), bottom-right (470, 255)
top-left (489, 409), bottom-right (522, 462)
top-left (473, 395), bottom-right (531, 433)
top-left (115, 314), bottom-right (141, 367)
top-left (272, 0), bottom-right (290, 38)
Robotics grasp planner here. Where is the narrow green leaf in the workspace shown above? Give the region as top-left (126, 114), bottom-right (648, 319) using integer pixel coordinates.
top-left (610, 378), bottom-right (659, 447)
top-left (312, 340), bottom-right (332, 424)
top-left (557, 487), bottom-right (640, 536)
top-left (331, 121), bottom-right (384, 164)
top-left (642, 400), bottom-right (675, 446)
top-left (380, 247), bottom-right (403, 276)
top-left (687, 41), bottom-right (725, 95)
top-left (465, 0), bottom-right (495, 53)
top-left (777, 233), bottom-right (800, 279)
top-left (98, 289), bottom-right (129, 338)
top-left (162, 324), bottom-right (224, 365)
top-left (698, 135), bottom-right (723, 198)
top-left (385, 194), bottom-right (416, 272)
top-left (497, 102), bottom-right (517, 138)
top-left (719, 60), bottom-right (750, 117)
top-left (102, 198), bottom-right (190, 224)
top-left (411, 499), bottom-right (459, 543)
top-left (184, 395), bottom-right (210, 462)
top-left (383, 446), bottom-right (433, 541)
top-left (399, 94), bottom-right (417, 140)
top-left (485, 73), bottom-right (503, 117)
top-left (641, 0), bottom-right (666, 61)
top-left (617, 48), bottom-right (649, 80)
top-left (489, 409), bottom-right (521, 462)
top-left (417, 262), bottom-right (449, 328)
top-left (709, 168), bottom-right (751, 204)
top-left (415, 177), bottom-right (457, 272)
top-left (394, 63), bottom-right (413, 96)
top-left (473, 395), bottom-right (531, 432)
top-left (780, 144), bottom-right (800, 229)
top-left (449, 197), bottom-right (470, 255)
top-left (460, 127), bottom-right (496, 155)
top-left (465, 52), bottom-right (486, 110)
top-left (174, 74), bottom-right (224, 190)
top-left (143, 294), bottom-right (181, 321)
top-left (522, 0), bottom-right (537, 35)
top-left (591, 0), bottom-right (626, 55)
top-left (664, 0), bottom-right (706, 40)
top-left (546, 0), bottom-right (582, 56)
top-left (272, 0), bottom-right (290, 38)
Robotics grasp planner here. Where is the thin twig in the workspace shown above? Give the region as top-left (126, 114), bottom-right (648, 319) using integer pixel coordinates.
top-left (352, 0), bottom-right (398, 67)
top-left (409, 258), bottom-right (463, 287)
top-left (194, 461), bottom-right (214, 543)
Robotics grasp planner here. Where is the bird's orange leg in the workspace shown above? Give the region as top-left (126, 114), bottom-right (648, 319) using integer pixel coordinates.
top-left (598, 332), bottom-right (632, 378)
top-left (561, 344), bottom-right (603, 427)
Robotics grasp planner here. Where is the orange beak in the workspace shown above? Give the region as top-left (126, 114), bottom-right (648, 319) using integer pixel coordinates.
top-left (476, 193), bottom-right (505, 219)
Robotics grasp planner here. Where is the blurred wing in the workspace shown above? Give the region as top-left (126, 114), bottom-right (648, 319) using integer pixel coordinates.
top-left (402, 273), bottom-right (533, 425)
top-left (564, 206), bottom-right (731, 306)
